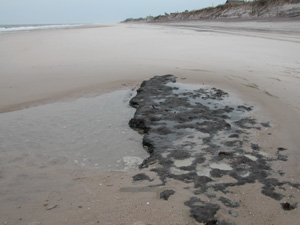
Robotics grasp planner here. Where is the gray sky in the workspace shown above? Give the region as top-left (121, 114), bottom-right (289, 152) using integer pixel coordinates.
top-left (0, 0), bottom-right (226, 24)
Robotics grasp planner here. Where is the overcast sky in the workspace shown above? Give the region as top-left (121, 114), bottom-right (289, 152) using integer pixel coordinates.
top-left (0, 0), bottom-right (226, 24)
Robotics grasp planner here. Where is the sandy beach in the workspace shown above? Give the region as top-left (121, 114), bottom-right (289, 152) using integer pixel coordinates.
top-left (1, 20), bottom-right (300, 224)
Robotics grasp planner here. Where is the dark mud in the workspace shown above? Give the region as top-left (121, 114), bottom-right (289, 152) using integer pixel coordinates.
top-left (129, 75), bottom-right (299, 224)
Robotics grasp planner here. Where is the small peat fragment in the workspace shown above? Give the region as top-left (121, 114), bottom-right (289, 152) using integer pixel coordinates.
top-left (228, 134), bottom-right (239, 138)
top-left (281, 202), bottom-right (297, 211)
top-left (46, 204), bottom-right (58, 210)
top-left (132, 173), bottom-right (152, 182)
top-left (261, 189), bottom-right (284, 201)
top-left (237, 105), bottom-right (252, 112)
top-left (277, 154), bottom-right (288, 161)
top-left (251, 143), bottom-right (260, 151)
top-left (229, 209), bottom-right (239, 217)
top-left (205, 220), bottom-right (218, 225)
top-left (261, 122), bottom-right (271, 127)
top-left (160, 190), bottom-right (175, 200)
top-left (218, 151), bottom-right (232, 157)
top-left (219, 196), bottom-right (240, 208)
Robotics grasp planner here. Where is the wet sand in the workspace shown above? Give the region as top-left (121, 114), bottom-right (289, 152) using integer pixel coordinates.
top-left (0, 20), bottom-right (300, 224)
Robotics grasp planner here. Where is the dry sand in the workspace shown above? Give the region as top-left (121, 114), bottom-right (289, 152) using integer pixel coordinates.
top-left (0, 20), bottom-right (300, 224)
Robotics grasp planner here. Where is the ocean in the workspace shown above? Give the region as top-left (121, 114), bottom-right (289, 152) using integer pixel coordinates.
top-left (0, 24), bottom-right (84, 33)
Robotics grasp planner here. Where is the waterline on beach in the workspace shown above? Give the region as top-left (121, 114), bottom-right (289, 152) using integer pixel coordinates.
top-left (0, 24), bottom-right (85, 33)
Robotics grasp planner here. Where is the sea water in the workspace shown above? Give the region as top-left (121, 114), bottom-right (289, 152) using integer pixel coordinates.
top-left (0, 24), bottom-right (84, 33)
top-left (0, 89), bottom-right (148, 171)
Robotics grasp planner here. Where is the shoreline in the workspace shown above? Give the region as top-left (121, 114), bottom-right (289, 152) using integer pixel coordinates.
top-left (0, 24), bottom-right (114, 34)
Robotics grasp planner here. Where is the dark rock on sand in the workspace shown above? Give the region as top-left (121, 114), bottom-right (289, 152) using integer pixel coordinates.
top-left (261, 122), bottom-right (271, 127)
top-left (261, 178), bottom-right (285, 200)
top-left (219, 197), bottom-right (240, 208)
top-left (228, 134), bottom-right (239, 138)
top-left (281, 202), bottom-right (297, 211)
top-left (237, 105), bottom-right (252, 112)
top-left (132, 173), bottom-right (152, 182)
top-left (228, 209), bottom-right (239, 218)
top-left (160, 190), bottom-right (175, 200)
top-left (251, 143), bottom-right (261, 151)
top-left (277, 154), bottom-right (288, 161)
